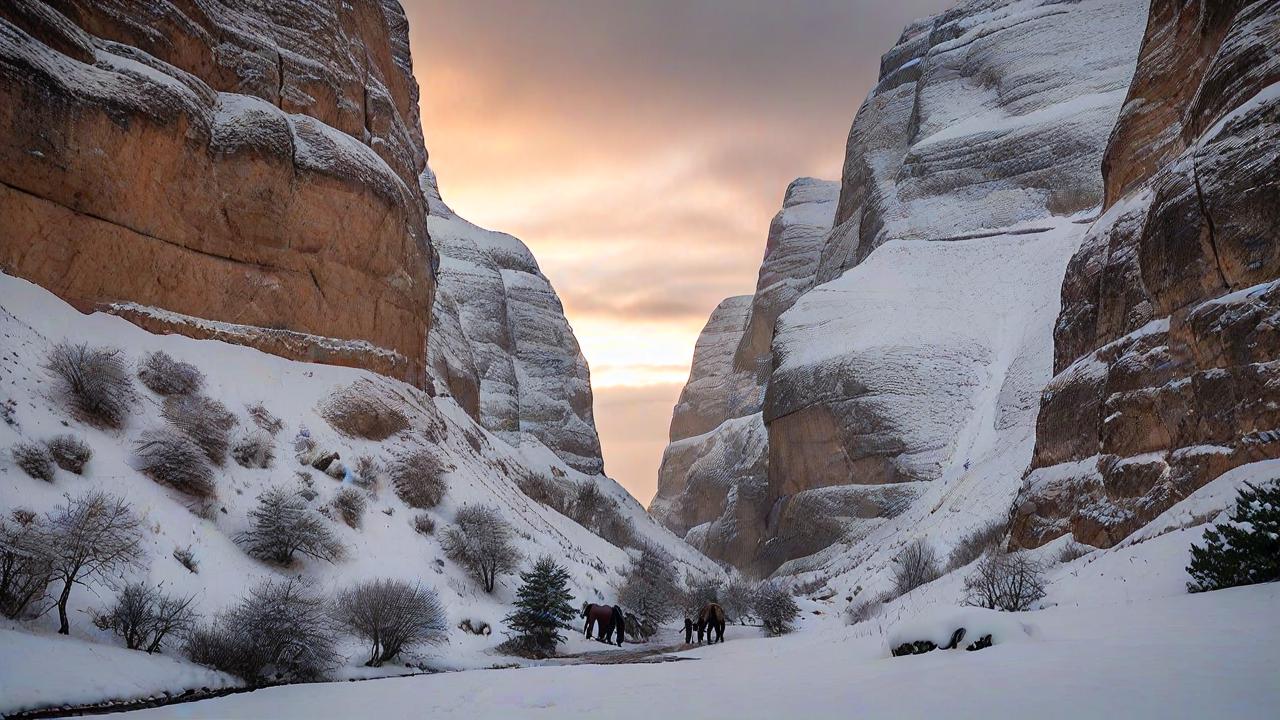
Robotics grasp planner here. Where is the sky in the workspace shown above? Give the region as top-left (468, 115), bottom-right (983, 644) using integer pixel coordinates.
top-left (406, 0), bottom-right (954, 505)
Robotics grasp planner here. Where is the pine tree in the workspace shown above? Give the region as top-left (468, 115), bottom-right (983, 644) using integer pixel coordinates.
top-left (504, 556), bottom-right (576, 653)
top-left (1187, 481), bottom-right (1280, 593)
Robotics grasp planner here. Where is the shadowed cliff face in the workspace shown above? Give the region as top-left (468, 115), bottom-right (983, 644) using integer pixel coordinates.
top-left (0, 0), bottom-right (434, 385)
top-left (1012, 0), bottom-right (1280, 550)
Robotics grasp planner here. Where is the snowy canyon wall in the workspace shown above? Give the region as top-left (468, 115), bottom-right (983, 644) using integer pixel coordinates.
top-left (1011, 0), bottom-right (1280, 549)
top-left (653, 0), bottom-right (1149, 576)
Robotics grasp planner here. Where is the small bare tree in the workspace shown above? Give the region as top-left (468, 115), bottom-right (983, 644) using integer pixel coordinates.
top-left (892, 538), bottom-right (941, 598)
top-left (441, 505), bottom-right (520, 593)
top-left (0, 514), bottom-right (54, 619)
top-left (236, 486), bottom-right (343, 566)
top-left (137, 351), bottom-right (204, 396)
top-left (11, 441), bottom-right (55, 482)
top-left (962, 550), bottom-right (1047, 611)
top-left (133, 429), bottom-right (216, 497)
top-left (45, 342), bottom-right (135, 427)
top-left (720, 577), bottom-right (755, 624)
top-left (92, 581), bottom-right (198, 653)
top-left (45, 434), bottom-right (92, 474)
top-left (45, 490), bottom-right (143, 634)
top-left (618, 544), bottom-right (679, 636)
top-left (162, 394), bottom-right (238, 465)
top-left (391, 449), bottom-right (448, 508)
top-left (753, 581), bottom-right (800, 636)
top-left (333, 579), bottom-right (447, 666)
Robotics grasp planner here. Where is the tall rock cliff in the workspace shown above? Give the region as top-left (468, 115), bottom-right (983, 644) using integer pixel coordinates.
top-left (653, 0), bottom-right (1149, 576)
top-left (1011, 0), bottom-right (1280, 549)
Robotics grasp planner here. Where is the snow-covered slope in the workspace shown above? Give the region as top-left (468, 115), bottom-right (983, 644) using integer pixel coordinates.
top-left (0, 271), bottom-right (718, 714)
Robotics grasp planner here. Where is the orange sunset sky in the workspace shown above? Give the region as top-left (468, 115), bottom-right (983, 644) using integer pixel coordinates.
top-left (405, 0), bottom-right (954, 504)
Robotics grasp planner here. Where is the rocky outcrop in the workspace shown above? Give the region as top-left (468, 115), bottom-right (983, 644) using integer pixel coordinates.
top-left (1011, 0), bottom-right (1280, 550)
top-left (0, 0), bottom-right (434, 385)
top-left (423, 173), bottom-right (604, 475)
top-left (655, 0), bottom-right (1149, 576)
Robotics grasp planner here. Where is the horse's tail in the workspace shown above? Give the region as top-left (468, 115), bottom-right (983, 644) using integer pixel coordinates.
top-left (612, 606), bottom-right (625, 645)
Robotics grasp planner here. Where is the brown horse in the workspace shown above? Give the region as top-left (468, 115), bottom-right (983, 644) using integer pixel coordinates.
top-left (581, 602), bottom-right (625, 646)
top-left (696, 603), bottom-right (726, 644)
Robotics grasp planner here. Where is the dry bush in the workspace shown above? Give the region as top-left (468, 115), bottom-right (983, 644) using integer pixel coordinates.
top-left (185, 578), bottom-right (337, 683)
top-left (441, 505), bottom-right (520, 593)
top-left (162, 394), bottom-right (237, 465)
top-left (93, 581), bottom-right (198, 653)
top-left (947, 520), bottom-right (1007, 571)
top-left (11, 441), bottom-right (54, 482)
top-left (173, 545), bottom-right (199, 574)
top-left (412, 513), bottom-right (435, 536)
top-left (845, 593), bottom-right (889, 625)
top-left (720, 578), bottom-right (755, 624)
top-left (568, 482), bottom-right (606, 524)
top-left (353, 455), bottom-right (382, 491)
top-left (133, 429), bottom-right (216, 497)
top-left (391, 450), bottom-right (448, 509)
top-left (45, 342), bottom-right (135, 427)
top-left (319, 380), bottom-right (409, 440)
top-left (236, 486), bottom-right (343, 566)
top-left (332, 487), bottom-right (368, 529)
top-left (45, 434), bottom-right (91, 474)
top-left (231, 430), bottom-right (275, 469)
top-left (892, 538), bottom-right (941, 598)
top-left (333, 579), bottom-right (447, 666)
top-left (962, 550), bottom-right (1047, 611)
top-left (1058, 542), bottom-right (1091, 563)
top-left (136, 350), bottom-right (204, 396)
top-left (753, 581), bottom-right (800, 636)
top-left (45, 490), bottom-right (143, 634)
top-left (517, 473), bottom-right (566, 512)
top-left (596, 507), bottom-right (635, 549)
top-left (566, 482), bottom-right (634, 549)
top-left (618, 544), bottom-right (679, 634)
top-left (0, 515), bottom-right (54, 619)
top-left (246, 402), bottom-right (283, 435)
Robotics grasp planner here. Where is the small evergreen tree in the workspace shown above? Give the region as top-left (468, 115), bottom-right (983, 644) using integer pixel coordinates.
top-left (504, 556), bottom-right (576, 654)
top-left (1187, 481), bottom-right (1280, 593)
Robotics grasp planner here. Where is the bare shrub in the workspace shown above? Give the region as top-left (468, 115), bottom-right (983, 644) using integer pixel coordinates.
top-left (412, 513), bottom-right (435, 536)
top-left (353, 455), bottom-right (382, 491)
top-left (0, 515), bottom-right (54, 619)
top-left (565, 482), bottom-right (634, 549)
top-left (173, 545), bottom-right (198, 574)
top-left (753, 581), bottom-right (800, 636)
top-left (618, 544), bottom-right (679, 635)
top-left (185, 578), bottom-right (337, 683)
top-left (45, 434), bottom-right (91, 474)
top-left (568, 482), bottom-right (606, 524)
top-left (136, 350), bottom-right (204, 396)
top-left (332, 487), bottom-right (367, 529)
top-left (45, 490), bottom-right (143, 634)
top-left (133, 429), bottom-right (216, 497)
top-left (720, 577), bottom-right (755, 624)
top-left (517, 473), bottom-right (566, 511)
top-left (236, 486), bottom-right (343, 566)
top-left (1058, 542), bottom-right (1091, 563)
top-left (845, 593), bottom-right (888, 625)
top-left (441, 505), bottom-right (520, 593)
top-left (246, 402), bottom-right (283, 435)
top-left (45, 342), bottom-right (135, 427)
top-left (596, 507), bottom-right (635, 549)
top-left (333, 579), bottom-right (447, 666)
top-left (11, 441), bottom-right (54, 482)
top-left (162, 394), bottom-right (237, 465)
top-left (93, 582), bottom-right (198, 653)
top-left (892, 538), bottom-right (941, 598)
top-left (231, 430), bottom-right (275, 469)
top-left (962, 550), bottom-right (1047, 611)
top-left (319, 379), bottom-right (408, 440)
top-left (947, 520), bottom-right (1006, 571)
top-left (391, 450), bottom-right (448, 509)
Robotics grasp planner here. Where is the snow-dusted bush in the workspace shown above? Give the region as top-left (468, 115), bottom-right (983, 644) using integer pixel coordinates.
top-left (246, 402), bottom-right (283, 435)
top-left (947, 520), bottom-right (1006, 571)
top-left (719, 577), bottom-right (755, 624)
top-left (0, 514), bottom-right (53, 619)
top-left (11, 441), bottom-right (54, 482)
top-left (236, 486), bottom-right (344, 566)
top-left (411, 512), bottom-right (435, 536)
top-left (504, 556), bottom-right (576, 655)
top-left (441, 505), bottom-right (520, 593)
top-left (93, 581), bottom-right (198, 653)
top-left (45, 342), bottom-right (135, 428)
top-left (352, 455), bottom-right (382, 491)
top-left (391, 449), bottom-right (448, 509)
top-left (569, 482), bottom-right (606, 524)
top-left (962, 550), bottom-right (1046, 611)
top-left (517, 472), bottom-right (566, 511)
top-left (186, 578), bottom-right (337, 683)
top-left (1058, 542), bottom-right (1091, 563)
top-left (133, 428), bottom-right (216, 498)
top-left (45, 490), bottom-right (143, 634)
top-left (162, 394), bottom-right (238, 465)
top-left (45, 434), bottom-right (91, 474)
top-left (1187, 481), bottom-right (1280, 593)
top-left (136, 350), bottom-right (204, 396)
top-left (333, 579), bottom-right (447, 666)
top-left (892, 538), bottom-right (941, 598)
top-left (681, 576), bottom-right (723, 619)
top-left (173, 545), bottom-right (198, 574)
top-left (753, 581), bottom-right (799, 636)
top-left (231, 429), bottom-right (275, 469)
top-left (332, 487), bottom-right (367, 529)
top-left (319, 379), bottom-right (409, 440)
top-left (618, 544), bottom-right (679, 636)
top-left (566, 481), bottom-right (634, 549)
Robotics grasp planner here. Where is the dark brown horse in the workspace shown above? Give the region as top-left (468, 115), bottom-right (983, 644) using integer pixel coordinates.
top-left (696, 603), bottom-right (726, 644)
top-left (581, 602), bottom-right (625, 646)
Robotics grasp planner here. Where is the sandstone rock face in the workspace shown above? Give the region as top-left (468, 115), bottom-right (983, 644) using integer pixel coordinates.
top-left (655, 0), bottom-right (1148, 576)
top-left (1011, 0), bottom-right (1280, 550)
top-left (423, 175), bottom-right (604, 475)
top-left (0, 0), bottom-right (434, 385)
